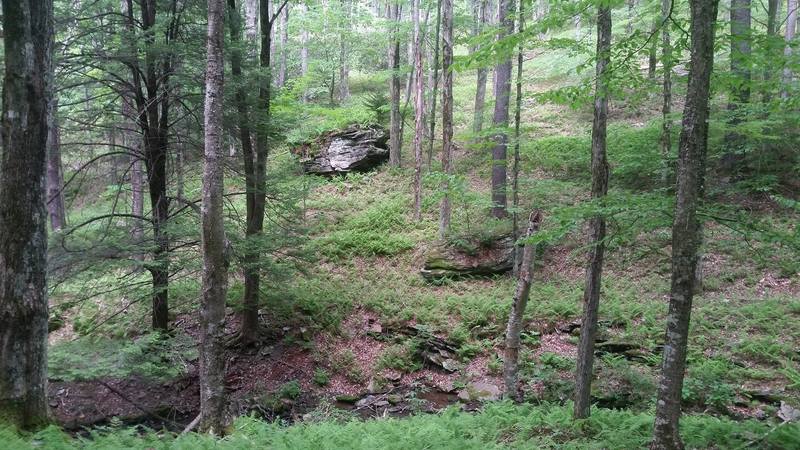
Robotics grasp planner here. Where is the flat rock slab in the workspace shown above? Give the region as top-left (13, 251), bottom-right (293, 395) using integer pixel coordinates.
top-left (294, 125), bottom-right (389, 175)
top-left (457, 381), bottom-right (501, 402)
top-left (420, 235), bottom-right (514, 281)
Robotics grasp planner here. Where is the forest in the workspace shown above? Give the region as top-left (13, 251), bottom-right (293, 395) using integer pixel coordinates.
top-left (1, 0), bottom-right (800, 448)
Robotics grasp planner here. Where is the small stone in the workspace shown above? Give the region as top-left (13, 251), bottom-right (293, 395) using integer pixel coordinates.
top-left (387, 394), bottom-right (402, 405)
top-left (778, 401), bottom-right (800, 422)
top-left (335, 394), bottom-right (359, 404)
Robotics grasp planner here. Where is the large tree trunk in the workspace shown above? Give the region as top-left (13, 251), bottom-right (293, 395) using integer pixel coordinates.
top-left (512, 0), bottom-right (525, 273)
top-left (782, 0), bottom-right (797, 98)
top-left (388, 3), bottom-right (402, 167)
top-left (46, 101), bottom-right (67, 231)
top-left (503, 211), bottom-right (542, 401)
top-left (439, 0), bottom-right (454, 238)
top-left (660, 0), bottom-right (673, 185)
top-left (721, 0), bottom-right (751, 175)
top-left (412, 0), bottom-right (425, 221)
top-left (573, 4), bottom-right (611, 420)
top-left (427, 0), bottom-right (442, 169)
top-left (651, 1), bottom-right (719, 448)
top-left (245, 0), bottom-right (259, 47)
top-left (200, 0), bottom-right (228, 434)
top-left (490, 0), bottom-right (514, 218)
top-left (473, 0), bottom-right (488, 134)
top-left (0, 0), bottom-right (54, 431)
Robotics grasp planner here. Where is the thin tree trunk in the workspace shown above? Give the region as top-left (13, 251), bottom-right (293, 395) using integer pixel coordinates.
top-left (473, 0), bottom-right (488, 134)
top-left (245, 0), bottom-right (259, 48)
top-left (660, 0), bottom-right (673, 184)
top-left (301, 4), bottom-right (310, 102)
top-left (389, 3), bottom-right (402, 167)
top-left (512, 0), bottom-right (525, 273)
top-left (651, 1), bottom-right (719, 448)
top-left (427, 0), bottom-right (442, 169)
top-left (626, 0), bottom-right (636, 34)
top-left (439, 0), bottom-right (454, 238)
top-left (573, 3), bottom-right (611, 420)
top-left (47, 102), bottom-right (67, 231)
top-left (339, 0), bottom-right (351, 101)
top-left (763, 0), bottom-right (780, 103)
top-left (503, 211), bottom-right (542, 401)
top-left (782, 0), bottom-right (797, 98)
top-left (0, 0), bottom-right (54, 431)
top-left (490, 0), bottom-right (515, 218)
top-left (722, 0), bottom-right (751, 175)
top-left (200, 0), bottom-right (228, 434)
top-left (648, 18), bottom-right (658, 80)
top-left (228, 0), bottom-right (259, 345)
top-left (412, 0), bottom-right (425, 221)
top-left (277, 6), bottom-right (289, 88)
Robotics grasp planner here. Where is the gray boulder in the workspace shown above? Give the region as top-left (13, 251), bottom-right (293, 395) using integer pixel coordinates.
top-left (420, 235), bottom-right (514, 281)
top-left (294, 125), bottom-right (389, 175)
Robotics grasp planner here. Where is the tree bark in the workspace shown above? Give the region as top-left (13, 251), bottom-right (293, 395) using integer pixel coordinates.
top-left (245, 0), bottom-right (259, 48)
top-left (0, 0), bottom-right (54, 431)
top-left (473, 0), bottom-right (488, 134)
top-left (763, 0), bottom-right (780, 103)
top-left (200, 0), bottom-right (228, 434)
top-left (721, 0), bottom-right (751, 175)
top-left (651, 1), bottom-right (719, 448)
top-left (660, 0), bottom-right (673, 184)
top-left (782, 0), bottom-right (797, 98)
top-left (439, 0), bottom-right (454, 238)
top-left (46, 101), bottom-right (67, 231)
top-left (490, 0), bottom-right (514, 218)
top-left (503, 211), bottom-right (542, 401)
top-left (573, 4), bottom-right (611, 420)
top-left (389, 3), bottom-right (403, 167)
top-left (512, 0), bottom-right (525, 273)
top-left (413, 0), bottom-right (425, 222)
top-left (277, 6), bottom-right (289, 88)
top-left (427, 0), bottom-right (442, 169)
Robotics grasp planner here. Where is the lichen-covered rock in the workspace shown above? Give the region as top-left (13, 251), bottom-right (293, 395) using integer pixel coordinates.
top-left (420, 235), bottom-right (514, 281)
top-left (294, 125), bottom-right (389, 175)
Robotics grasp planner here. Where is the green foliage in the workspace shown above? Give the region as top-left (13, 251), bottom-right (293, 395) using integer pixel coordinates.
top-left (7, 402), bottom-right (799, 449)
top-left (277, 380), bottom-right (302, 400)
top-left (682, 358), bottom-right (736, 409)
top-left (313, 368), bottom-right (330, 387)
top-left (48, 332), bottom-right (195, 382)
top-left (312, 195), bottom-right (415, 258)
top-left (376, 340), bottom-right (422, 373)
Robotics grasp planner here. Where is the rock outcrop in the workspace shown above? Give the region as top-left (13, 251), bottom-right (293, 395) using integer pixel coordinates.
top-left (294, 125), bottom-right (389, 175)
top-left (420, 235), bottom-right (515, 281)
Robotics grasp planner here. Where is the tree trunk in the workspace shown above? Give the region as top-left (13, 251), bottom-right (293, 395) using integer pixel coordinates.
top-left (277, 6), bottom-right (289, 88)
top-left (763, 0), bottom-right (780, 103)
top-left (301, 4), bottom-right (310, 101)
top-left (228, 0), bottom-right (258, 345)
top-left (573, 4), bottom-right (611, 420)
top-left (490, 0), bottom-right (514, 218)
top-left (648, 18), bottom-right (658, 80)
top-left (389, 3), bottom-right (402, 167)
top-left (626, 0), bottom-right (636, 34)
top-left (512, 0), bottom-right (525, 273)
top-left (46, 102), bottom-right (67, 231)
top-left (245, 0), bottom-right (259, 49)
top-left (503, 211), bottom-right (542, 401)
top-left (537, 0), bottom-right (549, 39)
top-left (339, 0), bottom-right (351, 101)
top-left (473, 0), bottom-right (488, 134)
top-left (782, 0), bottom-right (797, 98)
top-left (439, 0), bottom-right (454, 238)
top-left (427, 0), bottom-right (442, 169)
top-left (721, 0), bottom-right (751, 176)
top-left (412, 0), bottom-right (425, 221)
top-left (651, 1), bottom-right (718, 448)
top-left (0, 0), bottom-right (54, 431)
top-left (200, 0), bottom-right (228, 434)
top-left (660, 0), bottom-right (673, 185)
